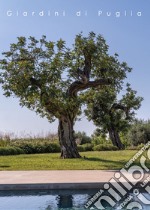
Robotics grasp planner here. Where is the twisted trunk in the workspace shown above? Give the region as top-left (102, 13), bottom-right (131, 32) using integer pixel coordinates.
top-left (108, 126), bottom-right (125, 150)
top-left (58, 116), bottom-right (81, 158)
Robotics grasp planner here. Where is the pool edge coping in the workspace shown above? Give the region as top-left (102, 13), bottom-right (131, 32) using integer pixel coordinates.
top-left (0, 181), bottom-right (148, 191)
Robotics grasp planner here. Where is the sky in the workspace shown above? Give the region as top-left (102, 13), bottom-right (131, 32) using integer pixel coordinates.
top-left (0, 0), bottom-right (150, 137)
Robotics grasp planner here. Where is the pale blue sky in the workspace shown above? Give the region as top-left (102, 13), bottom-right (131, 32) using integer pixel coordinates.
top-left (0, 0), bottom-right (149, 137)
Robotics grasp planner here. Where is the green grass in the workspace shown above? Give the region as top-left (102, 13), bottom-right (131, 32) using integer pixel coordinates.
top-left (0, 150), bottom-right (149, 170)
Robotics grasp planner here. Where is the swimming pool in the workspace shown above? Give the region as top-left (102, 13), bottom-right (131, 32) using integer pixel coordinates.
top-left (0, 189), bottom-right (96, 210)
top-left (0, 189), bottom-right (150, 209)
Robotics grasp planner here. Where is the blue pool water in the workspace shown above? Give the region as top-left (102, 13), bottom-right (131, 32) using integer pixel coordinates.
top-left (0, 189), bottom-right (150, 209)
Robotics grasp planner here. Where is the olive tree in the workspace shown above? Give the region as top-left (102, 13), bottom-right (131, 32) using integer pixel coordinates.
top-left (85, 84), bottom-right (143, 149)
top-left (0, 32), bottom-right (131, 158)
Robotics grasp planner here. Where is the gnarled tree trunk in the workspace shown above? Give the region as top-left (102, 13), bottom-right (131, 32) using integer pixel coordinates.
top-left (108, 126), bottom-right (125, 150)
top-left (58, 116), bottom-right (81, 158)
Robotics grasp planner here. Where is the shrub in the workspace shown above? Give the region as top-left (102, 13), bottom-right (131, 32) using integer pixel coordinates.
top-left (127, 143), bottom-right (148, 150)
top-left (0, 147), bottom-right (24, 156)
top-left (77, 143), bottom-right (93, 152)
top-left (91, 135), bottom-right (110, 146)
top-left (126, 146), bottom-right (139, 150)
top-left (93, 144), bottom-right (118, 151)
top-left (82, 143), bottom-right (93, 151)
top-left (77, 145), bottom-right (85, 152)
top-left (44, 143), bottom-right (61, 153)
top-left (10, 140), bottom-right (61, 154)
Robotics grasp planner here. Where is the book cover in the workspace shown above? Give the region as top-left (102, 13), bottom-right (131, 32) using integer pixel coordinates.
top-left (0, 0), bottom-right (150, 209)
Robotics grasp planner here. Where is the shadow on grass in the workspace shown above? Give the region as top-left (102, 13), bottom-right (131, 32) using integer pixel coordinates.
top-left (0, 165), bottom-right (10, 168)
top-left (84, 157), bottom-right (126, 168)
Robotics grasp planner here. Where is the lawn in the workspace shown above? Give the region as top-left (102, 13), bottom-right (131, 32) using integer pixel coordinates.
top-left (0, 150), bottom-right (149, 170)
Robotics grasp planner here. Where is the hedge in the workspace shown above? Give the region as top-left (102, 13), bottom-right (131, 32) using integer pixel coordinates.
top-left (0, 147), bottom-right (24, 156)
top-left (10, 142), bottom-right (61, 154)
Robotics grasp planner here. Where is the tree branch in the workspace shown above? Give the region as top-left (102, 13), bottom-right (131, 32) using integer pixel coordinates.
top-left (75, 52), bottom-right (92, 84)
top-left (68, 79), bottom-right (111, 98)
top-left (83, 51), bottom-right (91, 80)
top-left (110, 103), bottom-right (129, 117)
top-left (30, 77), bottom-right (41, 88)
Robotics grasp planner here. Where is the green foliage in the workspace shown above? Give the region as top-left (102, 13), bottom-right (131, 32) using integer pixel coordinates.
top-left (74, 131), bottom-right (91, 145)
top-left (91, 133), bottom-right (108, 145)
top-left (0, 32), bottom-right (135, 123)
top-left (77, 145), bottom-right (84, 152)
top-left (0, 147), bottom-right (24, 156)
top-left (126, 146), bottom-right (138, 150)
top-left (93, 144), bottom-right (118, 151)
top-left (0, 140), bottom-right (10, 147)
top-left (77, 143), bottom-right (93, 152)
top-left (126, 144), bottom-right (148, 150)
top-left (0, 35), bottom-right (75, 121)
top-left (77, 137), bottom-right (118, 151)
top-left (10, 139), bottom-right (60, 154)
top-left (127, 120), bottom-right (150, 146)
top-left (119, 132), bottom-right (131, 148)
top-left (137, 143), bottom-right (146, 150)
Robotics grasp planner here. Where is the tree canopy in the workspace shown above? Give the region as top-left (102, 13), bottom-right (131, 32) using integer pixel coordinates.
top-left (0, 32), bottom-right (139, 157)
top-left (127, 119), bottom-right (150, 146)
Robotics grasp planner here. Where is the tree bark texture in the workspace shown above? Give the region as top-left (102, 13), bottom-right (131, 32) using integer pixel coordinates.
top-left (108, 126), bottom-right (125, 150)
top-left (58, 116), bottom-right (81, 158)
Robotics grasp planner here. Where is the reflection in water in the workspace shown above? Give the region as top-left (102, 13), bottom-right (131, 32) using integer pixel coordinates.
top-left (58, 195), bottom-right (73, 208)
top-left (46, 194), bottom-right (88, 209)
top-left (0, 189), bottom-right (93, 210)
top-left (0, 189), bottom-right (149, 209)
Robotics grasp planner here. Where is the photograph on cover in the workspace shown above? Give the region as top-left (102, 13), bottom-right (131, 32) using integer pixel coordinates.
top-left (0, 0), bottom-right (150, 209)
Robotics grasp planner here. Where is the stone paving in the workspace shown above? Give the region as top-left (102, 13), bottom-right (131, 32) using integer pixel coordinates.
top-left (0, 170), bottom-right (149, 190)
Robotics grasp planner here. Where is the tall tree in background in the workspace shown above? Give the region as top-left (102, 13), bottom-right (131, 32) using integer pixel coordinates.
top-left (85, 84), bottom-right (143, 149)
top-left (0, 32), bottom-right (132, 158)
